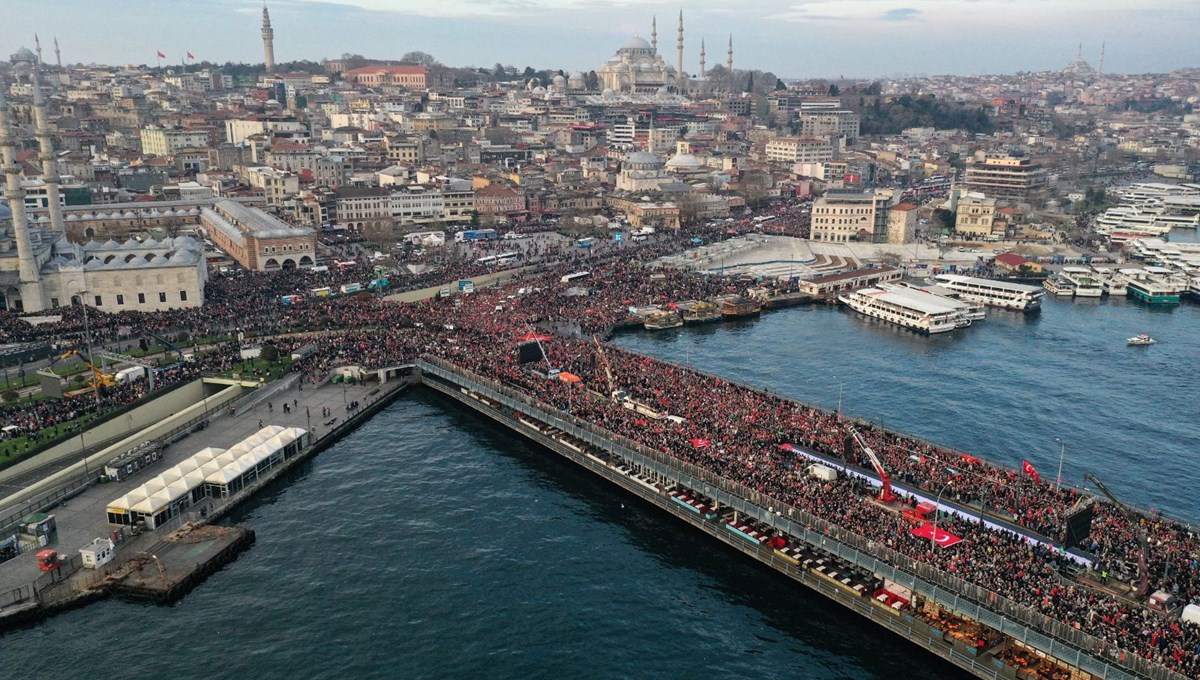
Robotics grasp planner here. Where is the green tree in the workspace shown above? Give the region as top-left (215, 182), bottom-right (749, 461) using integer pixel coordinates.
top-left (828, 83), bottom-right (840, 96)
top-left (260, 345), bottom-right (280, 363)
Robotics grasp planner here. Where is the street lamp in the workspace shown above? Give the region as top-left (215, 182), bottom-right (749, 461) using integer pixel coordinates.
top-left (1054, 437), bottom-right (1066, 489)
top-left (931, 479), bottom-right (954, 552)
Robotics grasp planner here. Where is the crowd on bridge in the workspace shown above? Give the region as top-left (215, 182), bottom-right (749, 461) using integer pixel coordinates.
top-left (0, 215), bottom-right (1196, 677)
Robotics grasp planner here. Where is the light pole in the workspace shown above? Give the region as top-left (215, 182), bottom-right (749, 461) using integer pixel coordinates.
top-left (1055, 437), bottom-right (1066, 489)
top-left (77, 288), bottom-right (100, 410)
top-left (931, 480), bottom-right (954, 552)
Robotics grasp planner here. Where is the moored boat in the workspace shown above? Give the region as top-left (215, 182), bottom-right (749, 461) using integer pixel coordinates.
top-left (1127, 333), bottom-right (1156, 346)
top-left (643, 310), bottom-right (683, 330)
top-left (681, 301), bottom-right (722, 324)
top-left (720, 296), bottom-right (762, 318)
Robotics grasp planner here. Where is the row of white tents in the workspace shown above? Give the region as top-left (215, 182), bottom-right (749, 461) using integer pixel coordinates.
top-left (106, 425), bottom-right (309, 529)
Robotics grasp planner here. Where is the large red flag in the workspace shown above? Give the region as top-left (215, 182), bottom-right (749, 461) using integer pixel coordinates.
top-left (911, 523), bottom-right (964, 548)
top-left (1021, 460), bottom-right (1041, 482)
top-left (156, 51), bottom-right (166, 59)
top-left (187, 51), bottom-right (195, 60)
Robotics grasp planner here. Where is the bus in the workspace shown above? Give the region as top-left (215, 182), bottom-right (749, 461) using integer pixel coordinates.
top-left (561, 271), bottom-right (591, 284)
top-left (310, 287), bottom-right (332, 298)
top-left (340, 283), bottom-right (363, 294)
top-left (476, 252), bottom-right (520, 267)
top-left (333, 260), bottom-right (357, 270)
top-left (576, 237), bottom-right (595, 248)
top-left (456, 229), bottom-right (499, 243)
top-left (753, 215), bottom-right (778, 224)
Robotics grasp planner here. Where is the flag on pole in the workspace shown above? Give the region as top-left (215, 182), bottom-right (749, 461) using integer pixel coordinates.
top-left (157, 51), bottom-right (166, 59)
top-left (1021, 460), bottom-right (1041, 482)
top-left (187, 51), bottom-right (195, 60)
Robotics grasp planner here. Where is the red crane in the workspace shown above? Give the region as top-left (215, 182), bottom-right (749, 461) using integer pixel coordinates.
top-left (848, 425), bottom-right (899, 504)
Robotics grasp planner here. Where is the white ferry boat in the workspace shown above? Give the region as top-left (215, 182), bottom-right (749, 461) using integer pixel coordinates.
top-left (933, 274), bottom-right (1044, 312)
top-left (1101, 270), bottom-right (1133, 297)
top-left (839, 287), bottom-right (969, 334)
top-left (1187, 278), bottom-right (1200, 301)
top-left (1042, 275), bottom-right (1076, 297)
top-left (883, 282), bottom-right (986, 321)
top-left (1061, 267), bottom-right (1103, 297)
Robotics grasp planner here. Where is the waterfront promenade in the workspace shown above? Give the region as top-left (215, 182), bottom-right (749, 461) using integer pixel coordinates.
top-left (0, 377), bottom-right (379, 603)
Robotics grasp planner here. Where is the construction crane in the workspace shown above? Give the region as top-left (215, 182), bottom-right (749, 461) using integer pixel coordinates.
top-left (55, 349), bottom-right (116, 391)
top-left (147, 332), bottom-right (186, 368)
top-left (591, 334), bottom-right (625, 402)
top-left (1084, 472), bottom-right (1150, 597)
top-left (847, 424), bottom-right (898, 503)
top-left (97, 350), bottom-right (156, 391)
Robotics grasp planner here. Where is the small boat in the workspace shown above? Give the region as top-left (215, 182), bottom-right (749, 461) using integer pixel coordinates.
top-left (681, 301), bottom-right (722, 324)
top-left (1127, 333), bottom-right (1156, 346)
top-left (720, 296), bottom-right (762, 319)
top-left (643, 310), bottom-right (683, 330)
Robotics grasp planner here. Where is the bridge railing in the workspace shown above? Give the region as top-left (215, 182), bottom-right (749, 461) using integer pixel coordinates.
top-left (418, 356), bottom-right (1186, 680)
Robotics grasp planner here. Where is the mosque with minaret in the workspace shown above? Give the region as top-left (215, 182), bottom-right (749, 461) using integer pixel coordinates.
top-left (1, 58), bottom-right (206, 314)
top-left (597, 13), bottom-right (729, 95)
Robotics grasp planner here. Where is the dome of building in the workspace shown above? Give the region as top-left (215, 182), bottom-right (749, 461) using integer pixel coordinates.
top-left (552, 74), bottom-right (566, 86)
top-left (601, 88), bottom-right (616, 99)
top-left (532, 86), bottom-right (547, 95)
top-left (656, 85), bottom-right (669, 96)
top-left (568, 72), bottom-right (586, 88)
top-left (0, 203), bottom-right (12, 222)
top-left (622, 36), bottom-right (652, 51)
top-left (665, 153), bottom-right (704, 170)
top-left (624, 151), bottom-right (661, 170)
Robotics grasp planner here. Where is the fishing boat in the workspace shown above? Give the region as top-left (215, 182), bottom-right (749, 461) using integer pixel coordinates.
top-left (1127, 333), bottom-right (1156, 346)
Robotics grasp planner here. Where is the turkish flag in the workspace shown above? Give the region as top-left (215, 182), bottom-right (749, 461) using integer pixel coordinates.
top-left (157, 51), bottom-right (166, 59)
top-left (187, 51), bottom-right (195, 60)
top-left (960, 453), bottom-right (982, 465)
top-left (911, 523), bottom-right (964, 548)
top-left (1022, 460), bottom-right (1041, 482)
top-left (689, 438), bottom-right (711, 449)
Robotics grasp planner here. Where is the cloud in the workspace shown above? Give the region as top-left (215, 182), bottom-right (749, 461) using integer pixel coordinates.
top-left (880, 7), bottom-right (921, 21)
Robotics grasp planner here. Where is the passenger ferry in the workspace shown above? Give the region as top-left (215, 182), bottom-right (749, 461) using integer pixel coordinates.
top-left (1061, 267), bottom-right (1103, 297)
top-left (932, 274), bottom-right (1044, 312)
top-left (1101, 270), bottom-right (1135, 297)
top-left (679, 300), bottom-right (722, 324)
top-left (839, 287), bottom-right (969, 334)
top-left (882, 282), bottom-right (985, 321)
top-left (1042, 275), bottom-right (1076, 297)
top-left (643, 310), bottom-right (684, 330)
top-left (1187, 277), bottom-right (1200, 301)
top-left (1127, 278), bottom-right (1182, 305)
top-left (719, 296), bottom-right (762, 319)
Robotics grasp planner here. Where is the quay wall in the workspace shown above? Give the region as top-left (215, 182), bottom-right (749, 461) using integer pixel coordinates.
top-left (417, 357), bottom-right (1180, 680)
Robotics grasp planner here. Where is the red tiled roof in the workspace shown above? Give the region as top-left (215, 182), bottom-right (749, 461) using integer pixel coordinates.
top-left (995, 252), bottom-right (1031, 267)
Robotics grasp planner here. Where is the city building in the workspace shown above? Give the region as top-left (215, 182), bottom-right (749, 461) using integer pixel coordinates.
top-left (764, 137), bottom-right (834, 165)
top-left (810, 190), bottom-right (894, 243)
top-left (343, 66), bottom-right (428, 89)
top-left (139, 127), bottom-right (210, 157)
top-left (598, 33), bottom-right (676, 94)
top-left (954, 192), bottom-right (998, 238)
top-left (199, 199), bottom-right (316, 271)
top-left (963, 153), bottom-right (1047, 203)
top-left (887, 203), bottom-right (918, 244)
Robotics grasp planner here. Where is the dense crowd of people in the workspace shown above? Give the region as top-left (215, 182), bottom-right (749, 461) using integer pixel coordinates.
top-left (0, 217), bottom-right (1195, 677)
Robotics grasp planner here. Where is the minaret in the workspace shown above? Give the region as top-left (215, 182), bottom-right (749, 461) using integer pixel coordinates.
top-left (54, 37), bottom-right (61, 69)
top-left (676, 10), bottom-right (685, 93)
top-left (699, 39), bottom-right (706, 89)
top-left (32, 66), bottom-right (65, 234)
top-left (0, 91), bottom-right (46, 312)
top-left (727, 35), bottom-right (734, 93)
top-left (262, 2), bottom-right (276, 74)
top-left (35, 34), bottom-right (43, 65)
top-left (1098, 42), bottom-right (1105, 75)
top-left (651, 15), bottom-right (657, 53)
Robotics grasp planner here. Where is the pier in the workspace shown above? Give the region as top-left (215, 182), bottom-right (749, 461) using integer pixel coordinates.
top-left (0, 370), bottom-right (414, 630)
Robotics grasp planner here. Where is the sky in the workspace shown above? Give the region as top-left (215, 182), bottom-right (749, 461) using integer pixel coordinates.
top-left (3, 0), bottom-right (1199, 78)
